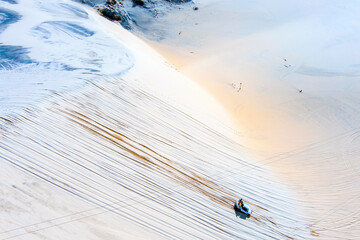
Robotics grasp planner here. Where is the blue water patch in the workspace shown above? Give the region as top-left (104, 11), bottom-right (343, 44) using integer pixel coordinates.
top-left (59, 3), bottom-right (88, 18)
top-left (0, 8), bottom-right (21, 33)
top-left (33, 21), bottom-right (95, 40)
top-left (0, 44), bottom-right (34, 70)
top-left (0, 0), bottom-right (18, 4)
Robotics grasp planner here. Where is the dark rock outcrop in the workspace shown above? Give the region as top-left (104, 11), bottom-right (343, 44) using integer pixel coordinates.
top-left (105, 0), bottom-right (121, 6)
top-left (132, 0), bottom-right (145, 7)
top-left (77, 0), bottom-right (193, 30)
top-left (97, 6), bottom-right (123, 21)
top-left (95, 0), bottom-right (132, 29)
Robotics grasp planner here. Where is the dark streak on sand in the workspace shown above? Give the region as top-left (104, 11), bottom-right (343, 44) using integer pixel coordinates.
top-left (32, 21), bottom-right (95, 40)
top-left (0, 45), bottom-right (35, 70)
top-left (0, 0), bottom-right (17, 4)
top-left (0, 7), bottom-right (21, 33)
top-left (65, 109), bottom-right (236, 208)
top-left (59, 3), bottom-right (89, 18)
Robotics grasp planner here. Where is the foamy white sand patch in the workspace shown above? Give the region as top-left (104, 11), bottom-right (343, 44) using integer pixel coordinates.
top-left (0, 0), bottom-right (133, 117)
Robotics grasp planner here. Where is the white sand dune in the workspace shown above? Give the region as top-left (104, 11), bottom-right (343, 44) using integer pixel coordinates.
top-left (137, 0), bottom-right (360, 239)
top-left (2, 0), bottom-right (360, 239)
top-left (0, 1), bottom-right (312, 239)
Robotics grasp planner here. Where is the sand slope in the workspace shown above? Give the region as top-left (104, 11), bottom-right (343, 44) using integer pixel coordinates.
top-left (135, 0), bottom-right (360, 239)
top-left (1, 1), bottom-right (312, 239)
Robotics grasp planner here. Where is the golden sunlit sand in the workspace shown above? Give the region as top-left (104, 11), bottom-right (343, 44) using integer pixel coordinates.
top-left (138, 1), bottom-right (360, 238)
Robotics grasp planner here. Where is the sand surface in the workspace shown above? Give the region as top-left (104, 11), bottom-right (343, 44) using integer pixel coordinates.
top-left (1, 1), bottom-right (311, 239)
top-left (1, 0), bottom-right (360, 239)
top-left (135, 0), bottom-right (360, 238)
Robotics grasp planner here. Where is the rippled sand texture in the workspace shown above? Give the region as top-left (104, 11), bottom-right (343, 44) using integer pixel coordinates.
top-left (2, 0), bottom-right (359, 239)
top-left (0, 75), bottom-right (311, 239)
top-left (0, 1), bottom-right (312, 239)
top-left (132, 0), bottom-right (360, 239)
